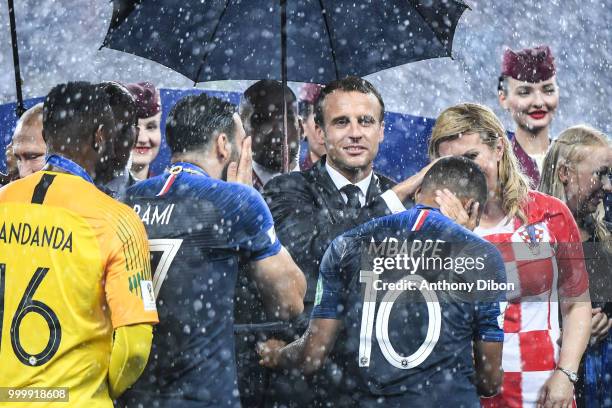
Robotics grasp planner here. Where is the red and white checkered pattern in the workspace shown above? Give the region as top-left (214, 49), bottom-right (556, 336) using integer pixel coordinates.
top-left (478, 192), bottom-right (588, 408)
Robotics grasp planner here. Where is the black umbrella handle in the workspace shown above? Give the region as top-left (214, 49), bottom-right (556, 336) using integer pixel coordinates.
top-left (280, 0), bottom-right (289, 173)
top-left (7, 0), bottom-right (25, 118)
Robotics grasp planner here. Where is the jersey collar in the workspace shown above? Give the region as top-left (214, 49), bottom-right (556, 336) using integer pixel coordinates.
top-left (168, 162), bottom-right (209, 177)
top-left (45, 154), bottom-right (94, 184)
top-left (414, 203), bottom-right (441, 213)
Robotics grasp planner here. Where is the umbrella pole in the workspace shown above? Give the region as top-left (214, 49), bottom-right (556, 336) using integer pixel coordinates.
top-left (7, 0), bottom-right (25, 118)
top-left (280, 0), bottom-right (289, 173)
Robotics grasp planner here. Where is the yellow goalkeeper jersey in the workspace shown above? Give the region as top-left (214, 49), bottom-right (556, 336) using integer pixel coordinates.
top-left (0, 170), bottom-right (158, 407)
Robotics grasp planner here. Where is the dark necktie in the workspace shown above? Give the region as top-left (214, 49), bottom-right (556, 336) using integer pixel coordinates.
top-left (341, 184), bottom-right (362, 209)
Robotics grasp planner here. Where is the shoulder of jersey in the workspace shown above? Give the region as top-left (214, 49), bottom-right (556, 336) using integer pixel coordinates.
top-left (197, 178), bottom-right (260, 202)
top-left (426, 209), bottom-right (482, 240)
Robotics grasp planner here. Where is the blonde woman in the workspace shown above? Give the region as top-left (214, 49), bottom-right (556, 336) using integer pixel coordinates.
top-left (428, 103), bottom-right (591, 408)
top-left (540, 125), bottom-right (612, 408)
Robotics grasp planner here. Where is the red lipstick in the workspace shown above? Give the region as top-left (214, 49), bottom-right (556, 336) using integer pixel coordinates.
top-left (528, 110), bottom-right (547, 120)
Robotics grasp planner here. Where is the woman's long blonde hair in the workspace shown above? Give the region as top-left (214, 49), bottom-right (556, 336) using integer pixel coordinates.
top-left (428, 103), bottom-right (530, 223)
top-left (540, 125), bottom-right (611, 245)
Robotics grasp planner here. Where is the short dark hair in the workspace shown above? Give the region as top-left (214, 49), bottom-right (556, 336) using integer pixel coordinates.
top-left (165, 93), bottom-right (236, 154)
top-left (100, 81), bottom-right (137, 127)
top-left (314, 76), bottom-right (384, 127)
top-left (239, 79), bottom-right (297, 123)
top-left (43, 81), bottom-right (113, 147)
top-left (421, 156), bottom-right (488, 210)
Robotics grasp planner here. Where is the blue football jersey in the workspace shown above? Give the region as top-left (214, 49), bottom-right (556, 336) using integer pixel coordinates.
top-left (118, 162), bottom-right (280, 408)
top-left (312, 205), bottom-right (506, 407)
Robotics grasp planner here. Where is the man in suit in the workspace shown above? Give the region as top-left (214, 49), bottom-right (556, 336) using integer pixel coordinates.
top-left (234, 79), bottom-right (304, 407)
top-left (239, 80), bottom-right (303, 192)
top-left (264, 76), bottom-right (432, 306)
top-left (262, 76), bottom-right (445, 406)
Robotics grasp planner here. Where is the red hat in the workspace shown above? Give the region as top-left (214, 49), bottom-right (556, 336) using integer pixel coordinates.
top-left (501, 45), bottom-right (556, 83)
top-left (125, 81), bottom-right (161, 118)
top-left (299, 83), bottom-right (324, 104)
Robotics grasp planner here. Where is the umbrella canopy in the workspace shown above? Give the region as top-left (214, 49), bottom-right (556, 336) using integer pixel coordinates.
top-left (102, 0), bottom-right (469, 84)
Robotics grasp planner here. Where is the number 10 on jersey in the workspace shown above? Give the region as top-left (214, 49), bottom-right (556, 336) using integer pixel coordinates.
top-left (359, 270), bottom-right (441, 370)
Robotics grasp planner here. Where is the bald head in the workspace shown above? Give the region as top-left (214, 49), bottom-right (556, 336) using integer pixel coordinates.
top-left (12, 103), bottom-right (46, 178)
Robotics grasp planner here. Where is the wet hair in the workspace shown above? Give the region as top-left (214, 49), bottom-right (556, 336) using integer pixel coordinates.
top-left (421, 156), bottom-right (488, 212)
top-left (539, 125), bottom-right (611, 246)
top-left (165, 93), bottom-right (236, 154)
top-left (43, 81), bottom-right (114, 148)
top-left (314, 76), bottom-right (384, 127)
top-left (100, 81), bottom-right (137, 127)
top-left (239, 79), bottom-right (297, 124)
top-left (428, 103), bottom-right (530, 223)
top-left (98, 81), bottom-right (139, 175)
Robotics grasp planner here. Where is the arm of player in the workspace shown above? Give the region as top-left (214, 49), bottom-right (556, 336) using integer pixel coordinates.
top-left (108, 323), bottom-right (153, 399)
top-left (472, 241), bottom-right (506, 397)
top-left (250, 246), bottom-right (307, 320)
top-left (257, 318), bottom-right (341, 375)
top-left (473, 341), bottom-right (503, 397)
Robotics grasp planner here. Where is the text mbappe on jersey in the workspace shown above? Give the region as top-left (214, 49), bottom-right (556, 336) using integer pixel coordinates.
top-left (0, 221), bottom-right (73, 252)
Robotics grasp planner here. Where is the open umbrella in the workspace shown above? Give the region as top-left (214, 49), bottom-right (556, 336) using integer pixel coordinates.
top-left (102, 0), bottom-right (469, 171)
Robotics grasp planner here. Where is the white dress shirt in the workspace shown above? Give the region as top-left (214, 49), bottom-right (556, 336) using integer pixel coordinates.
top-left (325, 161), bottom-right (372, 207)
top-left (324, 161), bottom-right (406, 213)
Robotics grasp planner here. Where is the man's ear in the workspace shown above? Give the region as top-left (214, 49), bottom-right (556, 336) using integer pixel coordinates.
top-left (414, 186), bottom-right (422, 202)
top-left (216, 132), bottom-right (230, 161)
top-left (93, 124), bottom-right (106, 152)
top-left (378, 121), bottom-right (385, 143)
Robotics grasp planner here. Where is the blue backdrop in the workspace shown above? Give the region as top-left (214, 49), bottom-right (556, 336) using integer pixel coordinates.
top-left (0, 89), bottom-right (433, 182)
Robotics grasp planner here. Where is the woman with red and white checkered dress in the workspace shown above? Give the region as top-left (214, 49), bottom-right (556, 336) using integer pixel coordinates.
top-left (428, 103), bottom-right (591, 408)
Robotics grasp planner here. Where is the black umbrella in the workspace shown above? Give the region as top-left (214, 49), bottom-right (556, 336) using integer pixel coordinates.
top-left (102, 0), bottom-right (469, 171)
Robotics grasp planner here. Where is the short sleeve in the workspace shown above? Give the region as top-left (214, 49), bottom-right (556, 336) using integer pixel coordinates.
top-left (547, 199), bottom-right (589, 298)
top-left (225, 184), bottom-right (281, 261)
top-left (104, 208), bottom-right (159, 328)
top-left (471, 239), bottom-right (506, 342)
top-left (474, 302), bottom-right (506, 342)
top-left (311, 237), bottom-right (345, 320)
